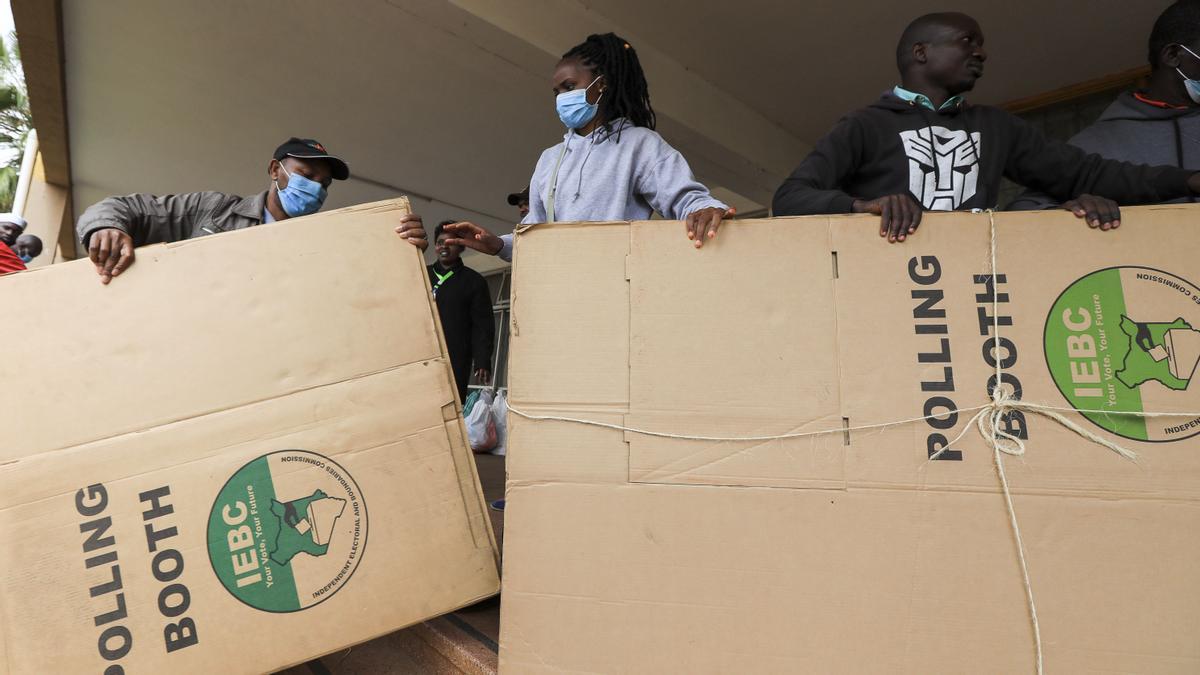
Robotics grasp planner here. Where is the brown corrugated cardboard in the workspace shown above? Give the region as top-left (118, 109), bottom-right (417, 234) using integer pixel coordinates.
top-left (0, 198), bottom-right (500, 674)
top-left (501, 206), bottom-right (1200, 673)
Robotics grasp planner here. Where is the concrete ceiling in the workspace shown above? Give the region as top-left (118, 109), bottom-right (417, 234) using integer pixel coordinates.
top-left (61, 0), bottom-right (1168, 266)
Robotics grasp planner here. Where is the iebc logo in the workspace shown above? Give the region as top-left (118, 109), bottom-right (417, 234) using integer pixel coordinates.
top-left (206, 450), bottom-right (367, 612)
top-left (1044, 266), bottom-right (1200, 442)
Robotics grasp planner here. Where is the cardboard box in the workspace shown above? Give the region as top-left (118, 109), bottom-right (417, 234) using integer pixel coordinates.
top-left (0, 198), bottom-right (500, 674)
top-left (501, 206), bottom-right (1200, 673)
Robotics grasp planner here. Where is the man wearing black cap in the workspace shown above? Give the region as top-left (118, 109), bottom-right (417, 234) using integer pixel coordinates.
top-left (77, 137), bottom-right (428, 283)
top-left (506, 186), bottom-right (529, 220)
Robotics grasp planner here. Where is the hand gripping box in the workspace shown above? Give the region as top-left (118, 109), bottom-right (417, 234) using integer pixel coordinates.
top-left (500, 205), bottom-right (1200, 674)
top-left (0, 198), bottom-right (499, 674)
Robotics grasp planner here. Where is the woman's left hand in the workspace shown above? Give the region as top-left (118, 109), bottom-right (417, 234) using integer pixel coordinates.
top-left (685, 207), bottom-right (735, 249)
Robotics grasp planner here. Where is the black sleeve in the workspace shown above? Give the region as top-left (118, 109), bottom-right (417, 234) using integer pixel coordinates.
top-left (1002, 113), bottom-right (1194, 205)
top-left (771, 116), bottom-right (864, 216)
top-left (469, 274), bottom-right (495, 370)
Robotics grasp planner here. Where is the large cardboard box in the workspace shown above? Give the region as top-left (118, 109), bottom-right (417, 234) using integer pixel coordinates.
top-left (0, 199), bottom-right (500, 674)
top-left (501, 206), bottom-right (1200, 673)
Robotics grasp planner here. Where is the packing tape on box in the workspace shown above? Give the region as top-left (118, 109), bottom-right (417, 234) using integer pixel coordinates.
top-left (508, 211), bottom-right (1200, 674)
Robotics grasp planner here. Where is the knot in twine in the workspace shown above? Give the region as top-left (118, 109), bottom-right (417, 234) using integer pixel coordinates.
top-left (935, 385), bottom-right (1140, 464)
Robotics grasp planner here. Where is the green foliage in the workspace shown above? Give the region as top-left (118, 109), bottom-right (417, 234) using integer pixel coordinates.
top-left (0, 32), bottom-right (30, 212)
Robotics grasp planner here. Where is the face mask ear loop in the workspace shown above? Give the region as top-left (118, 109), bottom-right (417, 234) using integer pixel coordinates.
top-left (273, 160), bottom-right (290, 193)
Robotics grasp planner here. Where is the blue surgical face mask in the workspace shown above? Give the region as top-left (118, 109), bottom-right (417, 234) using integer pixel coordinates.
top-left (1176, 45), bottom-right (1200, 104)
top-left (555, 75), bottom-right (603, 130)
top-left (274, 161), bottom-right (328, 217)
top-left (18, 253), bottom-right (32, 263)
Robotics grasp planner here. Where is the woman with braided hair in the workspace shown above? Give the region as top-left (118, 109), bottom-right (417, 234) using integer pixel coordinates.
top-left (443, 33), bottom-right (733, 261)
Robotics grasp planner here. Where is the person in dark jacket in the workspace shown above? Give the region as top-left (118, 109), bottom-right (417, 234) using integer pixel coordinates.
top-left (1010, 0), bottom-right (1200, 211)
top-left (429, 221), bottom-right (494, 403)
top-left (77, 137), bottom-right (429, 284)
top-left (772, 12), bottom-right (1200, 243)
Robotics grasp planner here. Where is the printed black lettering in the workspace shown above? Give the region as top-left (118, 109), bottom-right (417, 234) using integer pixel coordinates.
top-left (158, 583), bottom-right (190, 618)
top-left (982, 336), bottom-right (1018, 370)
top-left (976, 306), bottom-right (1014, 336)
top-left (917, 338), bottom-right (952, 363)
top-left (144, 521), bottom-right (178, 553)
top-left (94, 593), bottom-right (128, 627)
top-left (999, 410), bottom-right (1029, 441)
top-left (89, 560), bottom-right (123, 598)
top-left (97, 625), bottom-right (132, 661)
top-left (139, 486), bottom-right (174, 521)
top-left (923, 396), bottom-right (960, 430)
top-left (927, 433), bottom-right (962, 461)
top-left (908, 256), bottom-right (942, 285)
top-left (80, 516), bottom-right (115, 553)
top-left (164, 618), bottom-right (199, 652)
top-left (76, 484), bottom-right (108, 517)
top-left (152, 549), bottom-right (184, 583)
top-left (920, 367), bottom-right (955, 392)
top-left (912, 289), bottom-right (946, 319)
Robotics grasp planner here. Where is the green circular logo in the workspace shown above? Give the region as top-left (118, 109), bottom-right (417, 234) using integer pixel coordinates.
top-left (207, 450), bottom-right (367, 612)
top-left (1044, 266), bottom-right (1200, 442)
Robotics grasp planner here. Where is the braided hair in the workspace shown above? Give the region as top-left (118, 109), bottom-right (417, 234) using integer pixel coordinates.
top-left (562, 33), bottom-right (656, 132)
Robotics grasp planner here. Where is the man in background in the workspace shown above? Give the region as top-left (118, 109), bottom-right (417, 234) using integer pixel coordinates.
top-left (429, 221), bottom-right (494, 404)
top-left (507, 186), bottom-right (529, 219)
top-left (14, 234), bottom-right (43, 264)
top-left (1010, 0), bottom-right (1200, 210)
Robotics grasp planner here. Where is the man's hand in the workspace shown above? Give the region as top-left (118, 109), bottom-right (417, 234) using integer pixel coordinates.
top-left (474, 368), bottom-right (491, 384)
top-left (442, 221), bottom-right (504, 256)
top-left (395, 214), bottom-right (429, 251)
top-left (88, 228), bottom-right (135, 284)
top-left (685, 207), bottom-right (735, 249)
top-left (1063, 194), bottom-right (1121, 231)
top-left (854, 194), bottom-right (923, 243)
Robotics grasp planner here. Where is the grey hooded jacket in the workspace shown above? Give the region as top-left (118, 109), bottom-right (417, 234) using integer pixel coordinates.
top-left (497, 119), bottom-right (727, 261)
top-left (1008, 92), bottom-right (1200, 210)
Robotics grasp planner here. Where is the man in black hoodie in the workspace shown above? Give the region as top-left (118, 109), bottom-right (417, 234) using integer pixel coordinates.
top-left (773, 12), bottom-right (1200, 243)
top-left (1010, 0), bottom-right (1200, 211)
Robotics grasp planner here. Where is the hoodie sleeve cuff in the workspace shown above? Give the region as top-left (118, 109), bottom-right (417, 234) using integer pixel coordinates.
top-left (498, 233), bottom-right (514, 263)
top-left (828, 193), bottom-right (857, 214)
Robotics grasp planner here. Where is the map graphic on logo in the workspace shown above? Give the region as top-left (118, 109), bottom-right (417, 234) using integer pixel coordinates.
top-left (1115, 316), bottom-right (1200, 391)
top-left (269, 490), bottom-right (346, 565)
top-left (1044, 266), bottom-right (1200, 442)
top-left (207, 450), bottom-right (367, 612)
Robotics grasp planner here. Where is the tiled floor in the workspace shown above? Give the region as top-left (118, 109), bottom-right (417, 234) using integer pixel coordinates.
top-left (277, 453), bottom-right (505, 675)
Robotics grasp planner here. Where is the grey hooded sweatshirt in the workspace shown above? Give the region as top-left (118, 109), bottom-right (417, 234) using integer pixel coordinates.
top-left (1008, 91), bottom-right (1200, 210)
top-left (497, 119), bottom-right (727, 261)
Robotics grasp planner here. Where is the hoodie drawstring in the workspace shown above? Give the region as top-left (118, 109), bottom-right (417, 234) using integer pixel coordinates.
top-left (575, 133), bottom-right (598, 200)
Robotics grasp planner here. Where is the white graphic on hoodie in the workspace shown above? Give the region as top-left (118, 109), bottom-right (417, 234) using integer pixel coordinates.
top-left (899, 127), bottom-right (982, 210)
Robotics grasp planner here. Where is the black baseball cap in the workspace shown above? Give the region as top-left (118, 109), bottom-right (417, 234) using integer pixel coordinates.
top-left (274, 137), bottom-right (350, 181)
top-left (506, 186), bottom-right (530, 205)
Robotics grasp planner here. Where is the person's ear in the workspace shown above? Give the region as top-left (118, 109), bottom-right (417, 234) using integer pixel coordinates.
top-left (913, 43), bottom-right (928, 65)
top-left (268, 159), bottom-right (280, 180)
top-left (1162, 43), bottom-right (1183, 69)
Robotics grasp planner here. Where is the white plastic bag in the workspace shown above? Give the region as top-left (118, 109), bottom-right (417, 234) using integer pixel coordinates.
top-left (490, 390), bottom-right (508, 456)
top-left (465, 389), bottom-right (497, 453)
